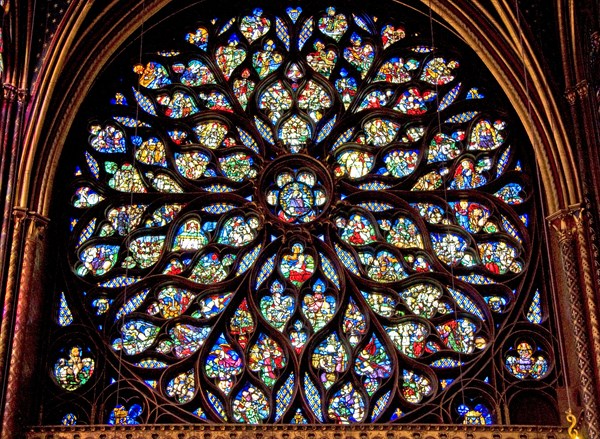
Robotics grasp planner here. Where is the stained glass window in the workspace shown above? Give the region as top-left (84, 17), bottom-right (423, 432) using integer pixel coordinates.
top-left (44, 2), bottom-right (559, 425)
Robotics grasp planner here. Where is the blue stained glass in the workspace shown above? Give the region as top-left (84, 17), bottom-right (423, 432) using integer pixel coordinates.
top-left (275, 372), bottom-right (295, 420)
top-left (99, 276), bottom-right (140, 288)
top-left (438, 83), bottom-right (462, 111)
top-left (501, 215), bottom-right (522, 242)
top-left (356, 201), bottom-right (394, 212)
top-left (236, 245), bottom-right (262, 275)
top-left (494, 183), bottom-right (524, 205)
top-left (276, 17), bottom-right (290, 50)
top-left (331, 128), bottom-right (354, 151)
top-left (136, 359), bottom-right (167, 369)
top-left (61, 413), bottom-right (77, 425)
top-left (237, 128), bottom-right (260, 154)
top-left (77, 218), bottom-right (96, 247)
top-left (319, 253), bottom-right (340, 288)
top-left (207, 392), bottom-right (227, 420)
top-left (458, 274), bottom-right (496, 285)
top-left (60, 4), bottom-right (539, 425)
top-left (108, 404), bottom-right (142, 425)
top-left (304, 375), bottom-right (323, 421)
top-left (371, 391), bottom-right (391, 420)
top-left (298, 18), bottom-right (314, 50)
top-left (458, 403), bottom-right (493, 424)
top-left (202, 203), bottom-right (237, 214)
top-left (496, 146), bottom-right (512, 176)
top-left (445, 111), bottom-right (479, 124)
top-left (334, 243), bottom-right (360, 274)
top-left (316, 115), bottom-right (337, 143)
top-left (527, 289), bottom-right (543, 324)
top-left (193, 408), bottom-right (207, 419)
top-left (115, 289), bottom-right (150, 321)
top-left (254, 116), bottom-right (275, 144)
top-left (286, 7), bottom-right (302, 23)
top-left (218, 18), bottom-right (235, 35)
top-left (133, 88), bottom-right (157, 115)
top-left (447, 287), bottom-right (485, 321)
top-left (185, 27), bottom-right (208, 50)
top-left (134, 62), bottom-right (171, 89)
top-left (466, 88), bottom-right (484, 99)
top-left (115, 117), bottom-right (138, 127)
top-left (113, 117), bottom-right (150, 128)
top-left (256, 255), bottom-right (276, 288)
top-left (111, 93), bottom-right (127, 105)
top-left (58, 292), bottom-right (73, 326)
top-left (84, 152), bottom-right (100, 179)
top-left (353, 14), bottom-right (371, 33)
top-left (430, 358), bottom-right (464, 368)
top-left (358, 181), bottom-right (391, 190)
top-left (203, 184), bottom-right (234, 193)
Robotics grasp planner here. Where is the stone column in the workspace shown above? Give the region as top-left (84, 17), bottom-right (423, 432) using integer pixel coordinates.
top-left (0, 212), bottom-right (48, 439)
top-left (549, 207), bottom-right (600, 439)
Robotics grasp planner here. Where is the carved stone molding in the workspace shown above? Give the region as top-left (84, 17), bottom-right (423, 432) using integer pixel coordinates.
top-left (26, 424), bottom-right (569, 439)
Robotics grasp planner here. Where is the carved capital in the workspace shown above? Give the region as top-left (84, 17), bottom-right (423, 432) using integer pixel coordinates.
top-left (576, 80), bottom-right (589, 98)
top-left (12, 207), bottom-right (29, 227)
top-left (592, 31), bottom-right (600, 52)
top-left (2, 84), bottom-right (18, 102)
top-left (565, 87), bottom-right (577, 106)
top-left (548, 206), bottom-right (583, 243)
top-left (26, 212), bottom-right (50, 241)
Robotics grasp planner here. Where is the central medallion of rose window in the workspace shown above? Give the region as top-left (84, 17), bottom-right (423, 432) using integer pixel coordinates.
top-left (261, 155), bottom-right (332, 224)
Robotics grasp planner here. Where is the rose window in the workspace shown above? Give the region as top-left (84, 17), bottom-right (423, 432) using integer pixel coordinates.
top-left (46, 3), bottom-right (556, 427)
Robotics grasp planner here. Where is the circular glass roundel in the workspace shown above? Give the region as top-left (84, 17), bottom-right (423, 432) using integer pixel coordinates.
top-left (53, 2), bottom-right (542, 426)
top-left (260, 155), bottom-right (332, 225)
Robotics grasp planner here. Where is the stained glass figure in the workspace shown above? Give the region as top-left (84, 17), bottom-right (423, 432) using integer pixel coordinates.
top-left (307, 40), bottom-right (337, 78)
top-left (457, 404), bottom-right (493, 425)
top-left (344, 33), bottom-right (374, 78)
top-left (381, 24), bottom-right (405, 48)
top-left (505, 341), bottom-right (549, 379)
top-left (318, 7), bottom-right (348, 41)
top-left (108, 404), bottom-right (143, 425)
top-left (232, 384), bottom-right (270, 423)
top-left (205, 335), bottom-right (243, 394)
top-left (51, 2), bottom-right (545, 426)
top-left (248, 334), bottom-right (286, 387)
top-left (302, 279), bottom-right (336, 331)
top-left (216, 35), bottom-right (246, 80)
top-left (53, 346), bottom-right (95, 391)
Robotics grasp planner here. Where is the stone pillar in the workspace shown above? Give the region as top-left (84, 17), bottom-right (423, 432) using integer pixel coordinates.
top-left (549, 207), bottom-right (600, 439)
top-left (0, 212), bottom-right (48, 439)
